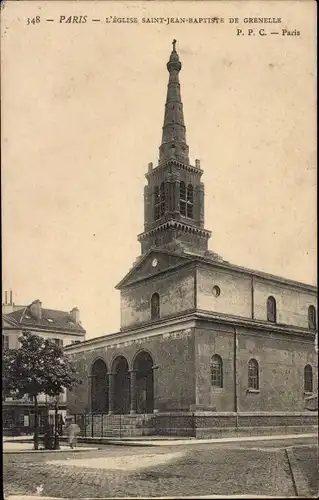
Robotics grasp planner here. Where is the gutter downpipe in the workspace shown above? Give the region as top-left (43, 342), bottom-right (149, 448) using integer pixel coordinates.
top-left (234, 326), bottom-right (239, 434)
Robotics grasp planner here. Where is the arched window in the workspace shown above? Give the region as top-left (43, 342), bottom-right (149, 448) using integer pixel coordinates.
top-left (248, 359), bottom-right (259, 390)
top-left (187, 184), bottom-right (194, 218)
top-left (211, 355), bottom-right (223, 388)
top-left (151, 293), bottom-right (160, 320)
top-left (308, 306), bottom-right (316, 331)
top-left (180, 181), bottom-right (186, 216)
top-left (153, 186), bottom-right (160, 221)
top-left (160, 182), bottom-right (165, 217)
top-left (304, 364), bottom-right (313, 393)
top-left (267, 296), bottom-right (277, 323)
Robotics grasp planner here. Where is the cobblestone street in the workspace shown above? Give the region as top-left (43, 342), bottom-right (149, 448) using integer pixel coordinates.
top-left (3, 438), bottom-right (318, 498)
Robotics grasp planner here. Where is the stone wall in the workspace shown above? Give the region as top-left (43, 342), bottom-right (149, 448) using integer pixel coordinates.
top-left (253, 278), bottom-right (317, 327)
top-left (68, 411), bottom-right (318, 439)
top-left (194, 322), bottom-right (318, 413)
top-left (194, 324), bottom-right (235, 412)
top-left (197, 266), bottom-right (252, 319)
top-left (237, 327), bottom-right (318, 412)
top-left (67, 326), bottom-right (196, 414)
top-left (120, 266), bottom-right (195, 329)
top-left (194, 411), bottom-right (318, 438)
top-left (196, 263), bottom-right (317, 328)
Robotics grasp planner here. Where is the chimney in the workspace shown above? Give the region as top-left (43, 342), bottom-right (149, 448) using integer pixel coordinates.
top-left (30, 299), bottom-right (42, 320)
top-left (10, 290), bottom-right (13, 305)
top-left (148, 162), bottom-right (153, 172)
top-left (70, 307), bottom-right (80, 324)
top-left (5, 291), bottom-right (8, 305)
top-left (195, 159), bottom-right (201, 169)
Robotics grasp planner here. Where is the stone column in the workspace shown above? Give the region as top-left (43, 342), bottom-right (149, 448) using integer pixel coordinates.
top-left (152, 365), bottom-right (159, 413)
top-left (108, 372), bottom-right (115, 414)
top-left (144, 185), bottom-right (151, 231)
top-left (88, 375), bottom-right (95, 412)
top-left (198, 182), bottom-right (205, 227)
top-left (174, 179), bottom-right (180, 216)
top-left (129, 370), bottom-right (137, 414)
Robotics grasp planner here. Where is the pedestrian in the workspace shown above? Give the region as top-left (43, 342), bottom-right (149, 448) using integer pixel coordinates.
top-left (58, 414), bottom-right (65, 436)
top-left (65, 418), bottom-right (80, 449)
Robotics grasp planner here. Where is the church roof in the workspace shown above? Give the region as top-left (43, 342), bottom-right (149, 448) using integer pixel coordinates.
top-left (116, 247), bottom-right (317, 293)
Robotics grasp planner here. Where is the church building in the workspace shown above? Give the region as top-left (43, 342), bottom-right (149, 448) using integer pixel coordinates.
top-left (66, 41), bottom-right (318, 438)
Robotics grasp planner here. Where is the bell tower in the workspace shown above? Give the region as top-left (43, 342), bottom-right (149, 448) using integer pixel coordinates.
top-left (138, 40), bottom-right (212, 256)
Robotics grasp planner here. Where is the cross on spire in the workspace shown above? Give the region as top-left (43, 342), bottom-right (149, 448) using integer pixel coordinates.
top-left (172, 39), bottom-right (177, 51)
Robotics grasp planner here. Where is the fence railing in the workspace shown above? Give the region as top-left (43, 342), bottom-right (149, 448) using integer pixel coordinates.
top-left (68, 412), bottom-right (196, 438)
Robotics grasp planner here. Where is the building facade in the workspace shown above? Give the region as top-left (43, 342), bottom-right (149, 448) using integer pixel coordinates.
top-left (65, 42), bottom-right (317, 437)
top-left (2, 295), bottom-right (86, 434)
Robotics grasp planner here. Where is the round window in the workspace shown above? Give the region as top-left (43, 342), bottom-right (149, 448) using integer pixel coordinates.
top-left (212, 285), bottom-right (221, 297)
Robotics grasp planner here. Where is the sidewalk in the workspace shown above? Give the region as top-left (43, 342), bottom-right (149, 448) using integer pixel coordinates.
top-left (70, 432), bottom-right (317, 447)
top-left (3, 435), bottom-right (33, 442)
top-left (4, 432), bottom-right (317, 448)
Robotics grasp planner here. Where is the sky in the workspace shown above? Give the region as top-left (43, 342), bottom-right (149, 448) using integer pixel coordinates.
top-left (2, 1), bottom-right (317, 339)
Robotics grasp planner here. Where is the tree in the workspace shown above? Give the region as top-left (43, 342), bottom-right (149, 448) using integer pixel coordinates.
top-left (2, 331), bottom-right (82, 449)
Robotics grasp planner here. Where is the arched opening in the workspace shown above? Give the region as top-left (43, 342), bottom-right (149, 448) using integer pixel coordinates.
top-left (308, 305), bottom-right (316, 330)
top-left (153, 186), bottom-right (160, 221)
top-left (180, 181), bottom-right (186, 216)
top-left (248, 358), bottom-right (259, 390)
top-left (187, 184), bottom-right (194, 218)
top-left (91, 359), bottom-right (108, 413)
top-left (211, 354), bottom-right (223, 388)
top-left (113, 356), bottom-right (130, 414)
top-left (267, 296), bottom-right (277, 323)
top-left (133, 351), bottom-right (154, 414)
top-left (304, 364), bottom-right (313, 393)
top-left (151, 293), bottom-right (160, 320)
top-left (160, 182), bottom-right (165, 217)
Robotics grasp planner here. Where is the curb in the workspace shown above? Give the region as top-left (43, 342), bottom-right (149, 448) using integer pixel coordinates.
top-left (4, 433), bottom-right (317, 450)
top-left (3, 447), bottom-right (99, 455)
top-left (5, 496), bottom-right (292, 500)
top-left (285, 446), bottom-right (312, 497)
top-left (62, 432), bottom-right (317, 447)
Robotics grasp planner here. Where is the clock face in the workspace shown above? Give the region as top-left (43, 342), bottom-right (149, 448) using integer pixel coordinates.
top-left (152, 258), bottom-right (158, 268)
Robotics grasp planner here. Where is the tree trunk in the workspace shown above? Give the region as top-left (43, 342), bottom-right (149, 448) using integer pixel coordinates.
top-left (54, 397), bottom-right (60, 449)
top-left (33, 395), bottom-right (39, 450)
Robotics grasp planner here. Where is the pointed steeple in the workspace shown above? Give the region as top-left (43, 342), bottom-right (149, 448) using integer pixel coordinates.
top-left (137, 41), bottom-right (221, 259)
top-left (159, 40), bottom-right (189, 165)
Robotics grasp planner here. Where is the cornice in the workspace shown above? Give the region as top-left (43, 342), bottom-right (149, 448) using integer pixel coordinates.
top-left (64, 314), bottom-right (197, 354)
top-left (64, 309), bottom-right (316, 355)
top-left (138, 220), bottom-right (212, 242)
top-left (119, 260), bottom-right (195, 290)
top-left (194, 310), bottom-right (317, 338)
top-left (195, 259), bottom-right (317, 294)
top-left (145, 159), bottom-right (203, 179)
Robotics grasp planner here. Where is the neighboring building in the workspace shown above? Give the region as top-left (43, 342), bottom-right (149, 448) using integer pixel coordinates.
top-left (66, 41), bottom-right (317, 438)
top-left (2, 295), bottom-right (86, 434)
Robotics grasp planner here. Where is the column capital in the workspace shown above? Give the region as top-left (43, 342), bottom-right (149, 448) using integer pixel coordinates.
top-left (129, 369), bottom-right (137, 374)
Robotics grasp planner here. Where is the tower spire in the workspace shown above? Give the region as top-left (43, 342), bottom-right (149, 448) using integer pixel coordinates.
top-left (159, 40), bottom-right (189, 165)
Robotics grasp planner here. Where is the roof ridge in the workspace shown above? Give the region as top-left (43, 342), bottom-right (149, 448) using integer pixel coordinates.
top-left (43, 307), bottom-right (70, 314)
